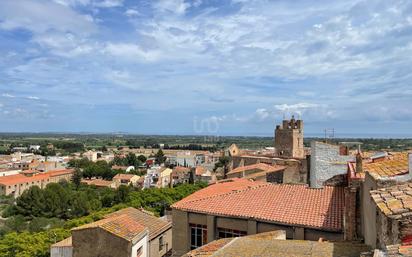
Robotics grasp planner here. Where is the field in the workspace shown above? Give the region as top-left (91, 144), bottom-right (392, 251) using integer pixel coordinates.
top-left (0, 133), bottom-right (411, 153)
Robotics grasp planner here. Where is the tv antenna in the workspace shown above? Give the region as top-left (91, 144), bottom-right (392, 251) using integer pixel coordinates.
top-left (324, 128), bottom-right (335, 142)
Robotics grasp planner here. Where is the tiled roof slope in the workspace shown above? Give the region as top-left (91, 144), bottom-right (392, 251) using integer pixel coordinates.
top-left (185, 232), bottom-right (370, 257)
top-left (227, 163), bottom-right (285, 175)
top-left (113, 174), bottom-right (137, 180)
top-left (172, 179), bottom-right (344, 231)
top-left (72, 213), bottom-right (146, 241)
top-left (385, 244), bottom-right (412, 256)
top-left (175, 178), bottom-right (267, 204)
top-left (364, 152), bottom-right (409, 177)
top-left (51, 236), bottom-right (72, 247)
top-left (0, 169), bottom-right (73, 186)
top-left (105, 207), bottom-right (171, 240)
top-left (370, 183), bottom-right (412, 218)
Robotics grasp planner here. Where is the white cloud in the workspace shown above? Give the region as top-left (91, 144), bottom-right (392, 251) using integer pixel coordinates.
top-left (26, 96), bottom-right (40, 100)
top-left (94, 0), bottom-right (123, 8)
top-left (103, 43), bottom-right (160, 62)
top-left (153, 0), bottom-right (191, 15)
top-left (274, 103), bottom-right (319, 116)
top-left (255, 108), bottom-right (270, 121)
top-left (2, 93), bottom-right (15, 98)
top-left (125, 9), bottom-right (140, 17)
top-left (32, 32), bottom-right (95, 57)
top-left (53, 0), bottom-right (123, 8)
top-left (0, 1), bottom-right (96, 35)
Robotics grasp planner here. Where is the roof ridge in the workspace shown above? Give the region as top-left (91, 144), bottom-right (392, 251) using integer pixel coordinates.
top-left (173, 182), bottom-right (272, 207)
top-left (213, 237), bottom-right (238, 256)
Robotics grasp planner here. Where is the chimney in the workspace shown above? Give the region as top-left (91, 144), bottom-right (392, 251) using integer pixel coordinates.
top-left (356, 152), bottom-right (363, 173)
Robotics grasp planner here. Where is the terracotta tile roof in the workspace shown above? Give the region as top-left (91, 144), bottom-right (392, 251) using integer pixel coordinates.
top-left (227, 163), bottom-right (285, 176)
top-left (172, 179), bottom-right (344, 231)
top-left (113, 174), bottom-right (137, 180)
top-left (51, 236), bottom-right (72, 248)
top-left (370, 183), bottom-right (412, 219)
top-left (112, 165), bottom-right (129, 170)
top-left (185, 232), bottom-right (370, 257)
top-left (81, 178), bottom-right (114, 187)
top-left (72, 212), bottom-right (147, 241)
top-left (0, 169), bottom-right (73, 186)
top-left (364, 152), bottom-right (409, 177)
top-left (177, 178), bottom-right (266, 203)
top-left (185, 238), bottom-right (232, 257)
top-left (195, 166), bottom-right (207, 176)
top-left (385, 244), bottom-right (412, 256)
top-left (173, 166), bottom-right (191, 173)
top-left (105, 207), bottom-right (171, 240)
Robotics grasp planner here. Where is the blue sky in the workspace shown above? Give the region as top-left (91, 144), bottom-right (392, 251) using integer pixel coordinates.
top-left (0, 0), bottom-right (411, 137)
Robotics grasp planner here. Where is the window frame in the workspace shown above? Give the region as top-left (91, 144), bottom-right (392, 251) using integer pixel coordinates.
top-left (189, 223), bottom-right (207, 250)
top-left (217, 227), bottom-right (247, 239)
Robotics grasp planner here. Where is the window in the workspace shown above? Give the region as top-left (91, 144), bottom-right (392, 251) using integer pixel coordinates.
top-left (217, 228), bottom-right (246, 239)
top-left (136, 246), bottom-right (143, 257)
top-left (190, 223), bottom-right (207, 250)
top-left (159, 235), bottom-right (164, 251)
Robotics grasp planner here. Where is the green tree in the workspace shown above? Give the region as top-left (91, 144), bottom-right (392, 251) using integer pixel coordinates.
top-left (4, 215), bottom-right (27, 233)
top-left (69, 192), bottom-right (90, 218)
top-left (137, 155), bottom-right (147, 163)
top-left (15, 186), bottom-right (46, 217)
top-left (155, 149), bottom-right (166, 164)
top-left (115, 185), bottom-right (130, 203)
top-left (72, 168), bottom-right (82, 189)
top-left (43, 184), bottom-right (70, 219)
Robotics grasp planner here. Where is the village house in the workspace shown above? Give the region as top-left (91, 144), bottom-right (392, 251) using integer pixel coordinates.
top-left (172, 166), bottom-right (191, 185)
top-left (194, 166), bottom-right (215, 183)
top-left (113, 173), bottom-right (140, 187)
top-left (31, 160), bottom-right (66, 172)
top-left (0, 169), bottom-right (74, 197)
top-left (346, 152), bottom-right (412, 247)
top-left (0, 168), bottom-right (21, 177)
top-left (51, 207), bottom-right (172, 257)
top-left (370, 182), bottom-right (412, 249)
top-left (144, 167), bottom-right (173, 189)
top-left (83, 150), bottom-right (98, 162)
top-left (171, 178), bottom-right (347, 256)
top-left (226, 163), bottom-right (285, 183)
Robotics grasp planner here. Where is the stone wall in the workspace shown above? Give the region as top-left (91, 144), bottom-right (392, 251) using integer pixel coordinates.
top-left (231, 156), bottom-right (307, 184)
top-left (310, 141), bottom-right (353, 188)
top-left (149, 228), bottom-right (172, 257)
top-left (72, 228), bottom-right (132, 257)
top-left (274, 118), bottom-right (304, 159)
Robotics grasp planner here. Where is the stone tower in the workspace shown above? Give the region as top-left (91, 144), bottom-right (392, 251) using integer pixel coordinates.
top-left (274, 116), bottom-right (304, 159)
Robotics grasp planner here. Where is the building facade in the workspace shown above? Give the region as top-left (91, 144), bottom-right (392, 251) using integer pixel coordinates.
top-left (171, 179), bottom-right (345, 256)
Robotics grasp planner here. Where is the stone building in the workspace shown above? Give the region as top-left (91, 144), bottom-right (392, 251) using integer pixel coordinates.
top-left (52, 207), bottom-right (172, 257)
top-left (171, 178), bottom-right (346, 256)
top-left (310, 141), bottom-right (355, 188)
top-left (274, 116), bottom-right (304, 159)
top-left (231, 155), bottom-right (308, 184)
top-left (0, 169), bottom-right (74, 197)
top-left (226, 163), bottom-right (285, 183)
top-left (346, 152), bottom-right (412, 247)
top-left (370, 183), bottom-right (412, 249)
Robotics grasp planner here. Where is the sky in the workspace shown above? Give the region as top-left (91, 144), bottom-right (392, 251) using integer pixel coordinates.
top-left (0, 0), bottom-right (411, 137)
